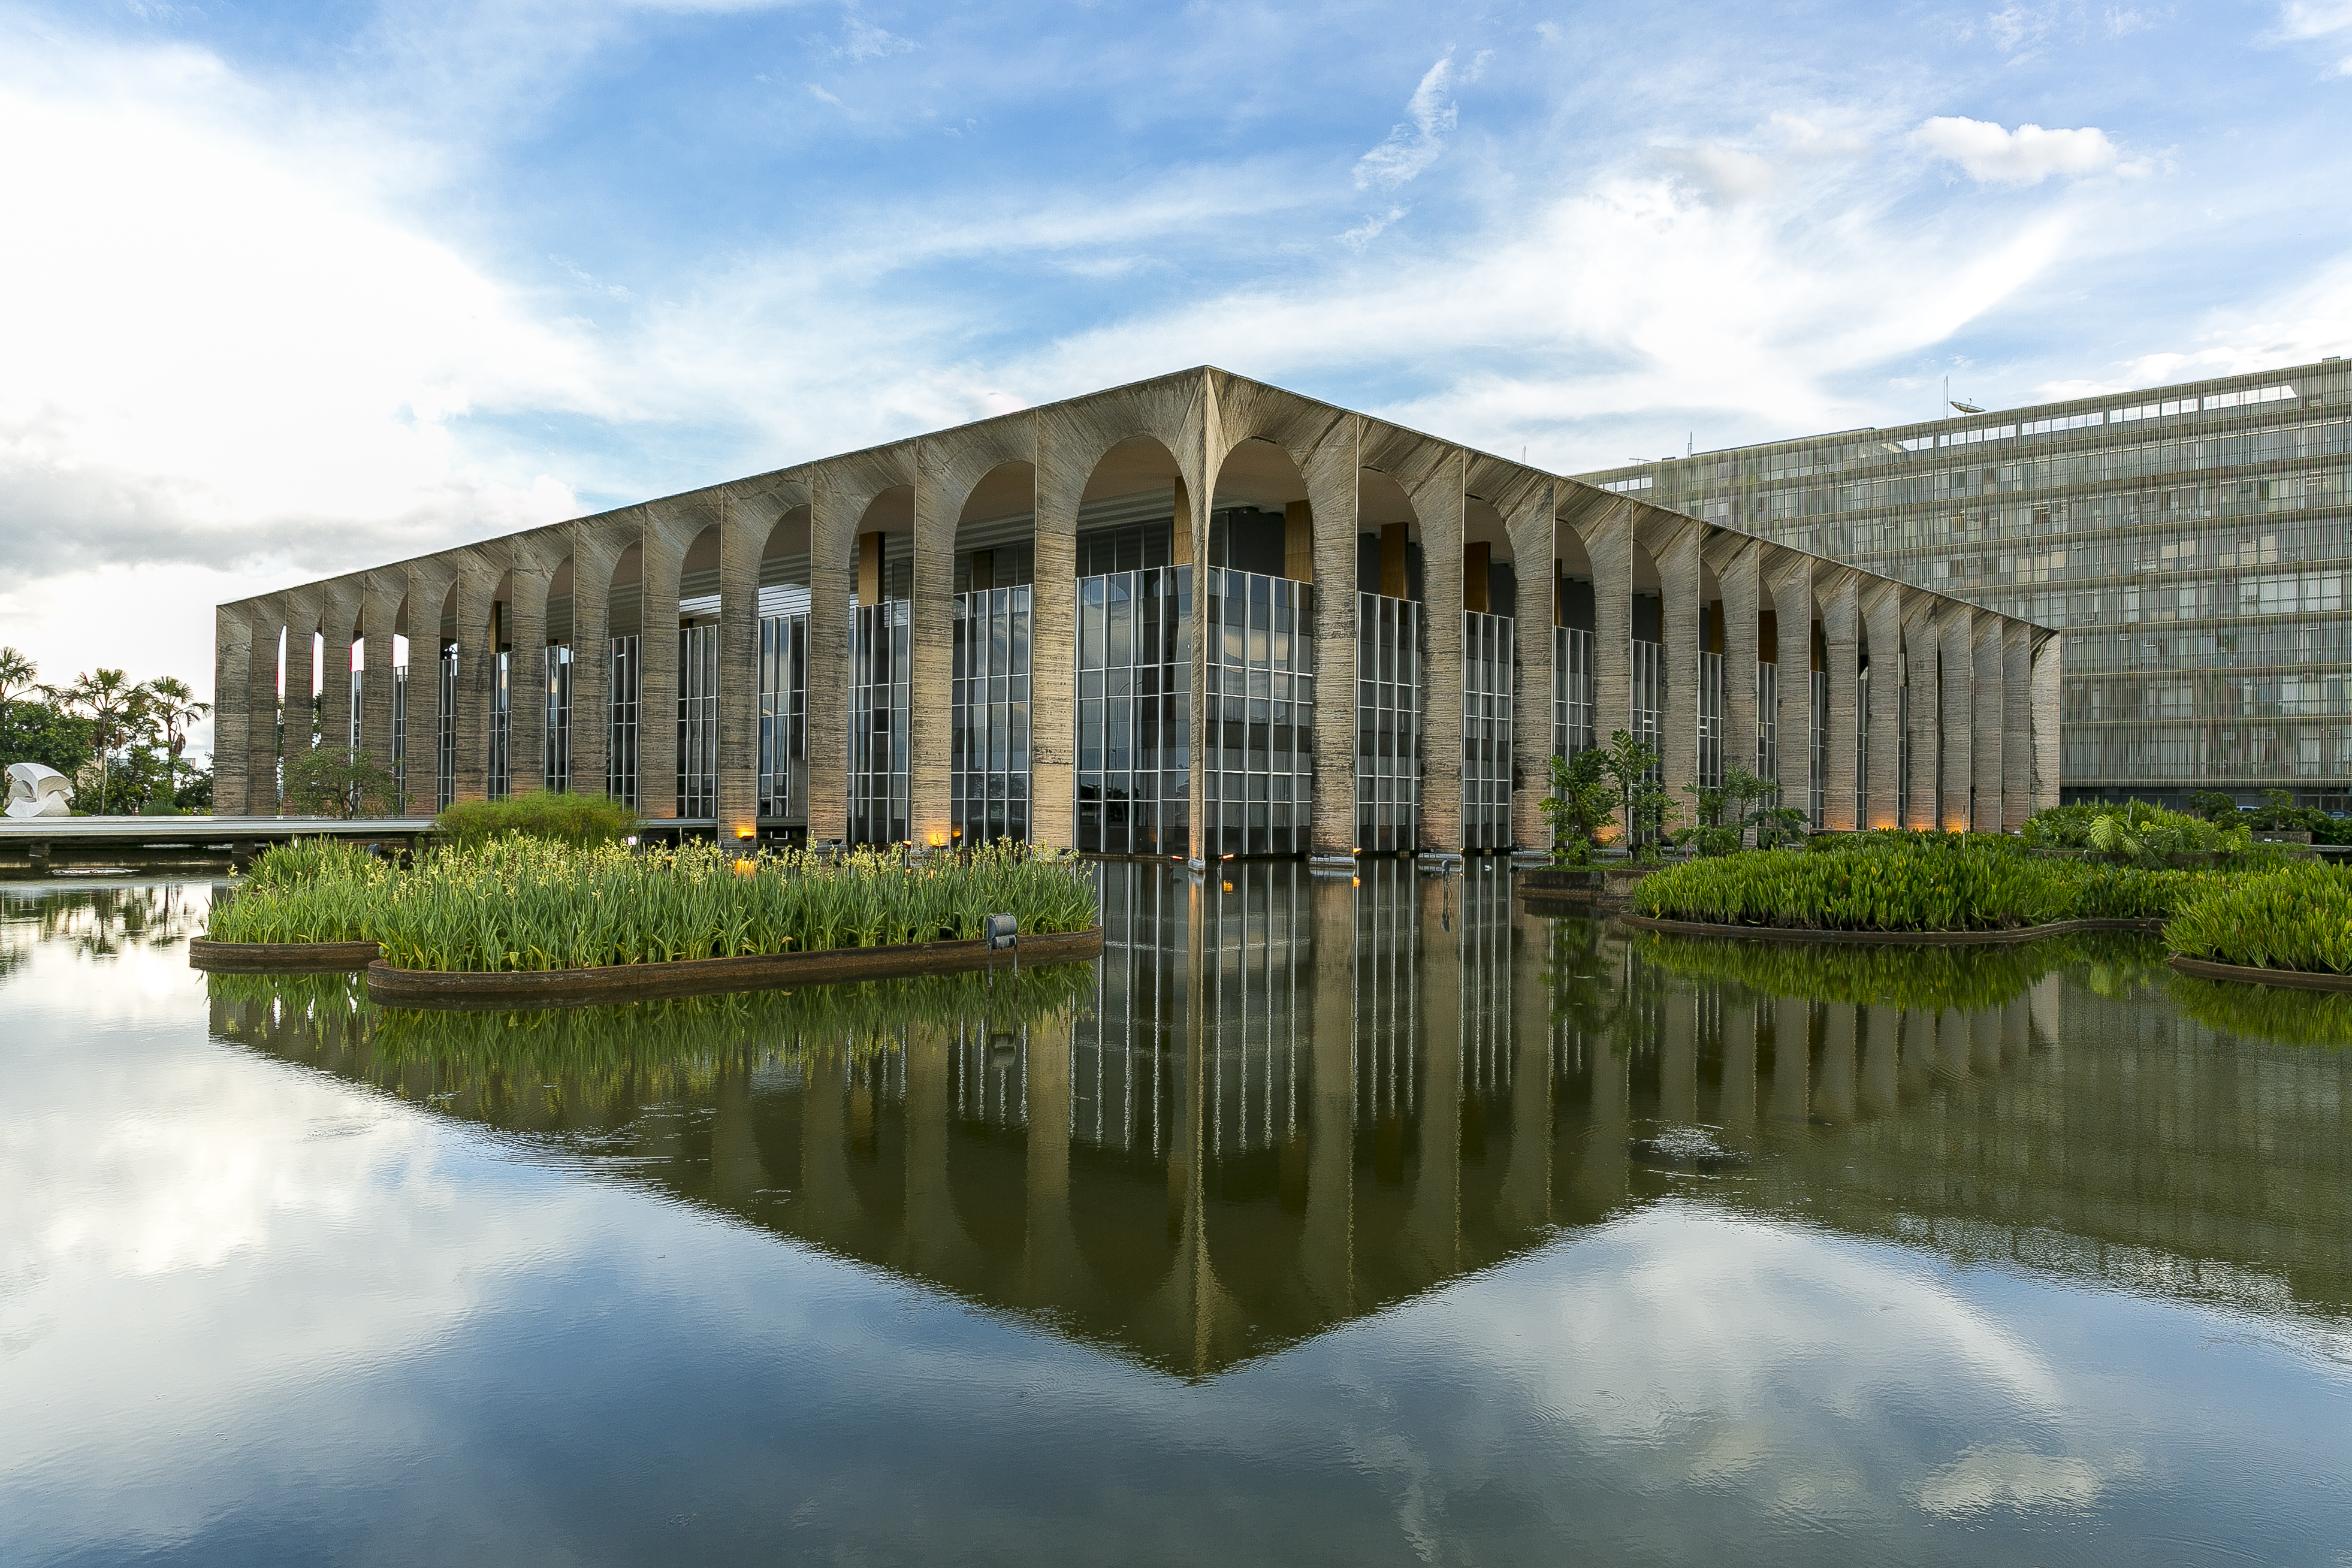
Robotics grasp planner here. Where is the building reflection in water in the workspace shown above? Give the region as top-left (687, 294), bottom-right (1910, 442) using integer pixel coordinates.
top-left (209, 862), bottom-right (2352, 1375)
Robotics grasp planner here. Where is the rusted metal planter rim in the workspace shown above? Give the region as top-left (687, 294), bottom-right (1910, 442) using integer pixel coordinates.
top-left (189, 937), bottom-right (382, 972)
top-left (2167, 954), bottom-right (2352, 993)
top-left (364, 926), bottom-right (1106, 1009)
top-left (1614, 913), bottom-right (2164, 947)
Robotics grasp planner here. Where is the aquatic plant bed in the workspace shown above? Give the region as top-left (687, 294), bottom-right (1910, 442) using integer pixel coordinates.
top-left (189, 937), bottom-right (381, 972)
top-left (1632, 835), bottom-right (2229, 933)
top-left (2166, 955), bottom-right (2352, 993)
top-left (365, 926), bottom-right (1104, 1007)
top-left (1616, 913), bottom-right (2162, 945)
top-left (204, 836), bottom-right (1100, 968)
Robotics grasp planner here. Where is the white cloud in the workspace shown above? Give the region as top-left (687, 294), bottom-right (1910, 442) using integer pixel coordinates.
top-left (1336, 205), bottom-right (1409, 252)
top-left (1659, 143), bottom-right (1781, 203)
top-left (1353, 55), bottom-right (1462, 192)
top-left (1912, 116), bottom-right (2125, 184)
top-left (834, 16), bottom-right (915, 61)
top-left (2274, 0), bottom-right (2352, 71)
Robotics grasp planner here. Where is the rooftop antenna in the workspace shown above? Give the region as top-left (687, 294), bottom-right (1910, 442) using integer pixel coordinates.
top-left (1686, 431), bottom-right (1693, 458)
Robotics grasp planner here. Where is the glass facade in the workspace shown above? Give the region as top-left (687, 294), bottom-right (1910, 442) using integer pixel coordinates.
top-left (1580, 359), bottom-right (2352, 806)
top-left (488, 649), bottom-right (510, 801)
top-left (1204, 567), bottom-right (1314, 857)
top-left (676, 622), bottom-right (718, 818)
top-left (544, 643), bottom-right (571, 794)
top-left (606, 635), bottom-right (639, 810)
top-left (849, 600), bottom-right (909, 846)
top-left (1077, 566), bottom-right (1190, 856)
top-left (1462, 609), bottom-right (1514, 851)
top-left (1357, 592), bottom-right (1420, 853)
top-left (950, 585), bottom-right (1031, 845)
top-left (391, 663), bottom-right (407, 809)
top-left (1757, 661), bottom-right (1779, 786)
top-left (1554, 625), bottom-right (1594, 761)
top-left (757, 613), bottom-right (806, 823)
top-left (1698, 649), bottom-right (1725, 790)
top-left (436, 643), bottom-right (457, 811)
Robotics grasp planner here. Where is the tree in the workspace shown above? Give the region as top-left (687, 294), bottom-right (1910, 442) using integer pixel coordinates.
top-left (0, 646), bottom-right (35, 709)
top-left (280, 746), bottom-right (398, 820)
top-left (1539, 748), bottom-right (1617, 865)
top-left (1677, 763), bottom-right (1795, 856)
top-left (140, 676), bottom-right (211, 807)
top-left (1598, 729), bottom-right (1681, 863)
top-left (44, 669), bottom-right (149, 815)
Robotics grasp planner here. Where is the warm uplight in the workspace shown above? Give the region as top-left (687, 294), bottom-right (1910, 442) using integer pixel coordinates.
top-left (1351, 877), bottom-right (1360, 887)
top-left (735, 825), bottom-right (754, 841)
top-left (1221, 881), bottom-right (1233, 893)
top-left (928, 832), bottom-right (948, 848)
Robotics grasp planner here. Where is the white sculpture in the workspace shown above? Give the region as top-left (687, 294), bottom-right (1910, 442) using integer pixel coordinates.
top-left (5, 762), bottom-right (73, 818)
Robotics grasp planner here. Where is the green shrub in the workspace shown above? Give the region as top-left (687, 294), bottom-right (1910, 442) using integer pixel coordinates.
top-left (2021, 799), bottom-right (2250, 863)
top-left (2163, 860), bottom-right (2352, 975)
top-left (434, 791), bottom-right (639, 848)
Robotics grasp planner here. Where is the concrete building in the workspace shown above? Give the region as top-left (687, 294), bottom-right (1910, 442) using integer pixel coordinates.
top-left (212, 367), bottom-right (2053, 854)
top-left (1578, 357), bottom-right (2352, 809)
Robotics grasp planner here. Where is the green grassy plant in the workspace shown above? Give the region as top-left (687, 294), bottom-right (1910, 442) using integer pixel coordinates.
top-left (2163, 860), bottom-right (2352, 975)
top-left (206, 836), bottom-right (1100, 971)
top-left (434, 791), bottom-right (639, 848)
top-left (1632, 835), bottom-right (2222, 933)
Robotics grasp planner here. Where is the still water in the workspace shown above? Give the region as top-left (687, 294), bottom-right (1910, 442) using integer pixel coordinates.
top-left (4, 868), bottom-right (2350, 1566)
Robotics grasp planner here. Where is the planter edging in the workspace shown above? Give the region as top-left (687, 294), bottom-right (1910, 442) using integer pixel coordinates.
top-left (1614, 913), bottom-right (2164, 947)
top-left (190, 937), bottom-right (382, 973)
top-left (364, 926), bottom-right (1106, 1008)
top-left (2167, 954), bottom-right (2352, 993)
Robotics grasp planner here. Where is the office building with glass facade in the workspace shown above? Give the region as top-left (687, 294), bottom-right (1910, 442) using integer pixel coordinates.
top-left (1578, 358), bottom-right (2352, 808)
top-left (213, 368), bottom-right (2048, 857)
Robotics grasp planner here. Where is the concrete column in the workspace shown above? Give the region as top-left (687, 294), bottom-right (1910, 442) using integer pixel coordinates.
top-left (1940, 607), bottom-right (1975, 831)
top-left (1182, 440), bottom-right (1212, 867)
top-left (1717, 998), bottom-right (1756, 1147)
top-left (1415, 454), bottom-right (1465, 858)
top-left (1652, 517), bottom-right (1702, 814)
top-left (1863, 581), bottom-right (1903, 830)
top-left (1768, 554), bottom-right (1813, 821)
top-left (1407, 870), bottom-right (1460, 1279)
top-left (2031, 633), bottom-right (2063, 814)
top-left (320, 593), bottom-right (357, 763)
top-left (1031, 432), bottom-right (1080, 853)
top-left (1713, 536), bottom-right (1760, 800)
top-left (282, 594), bottom-right (315, 766)
top-left (1506, 491), bottom-right (1556, 851)
top-left (636, 516), bottom-right (687, 821)
top-left (213, 606), bottom-right (252, 817)
top-left (1504, 901), bottom-right (1553, 1228)
top-left (1304, 871), bottom-right (1356, 1314)
top-left (246, 600), bottom-right (282, 816)
top-left (1862, 1006), bottom-right (1901, 1119)
top-left (451, 562), bottom-right (497, 805)
top-left (717, 499), bottom-right (765, 842)
top-left (1973, 616), bottom-right (2005, 832)
top-left (807, 485), bottom-right (855, 845)
top-left (1821, 570), bottom-right (1860, 833)
top-left (403, 567), bottom-right (453, 817)
top-left (508, 550), bottom-right (549, 794)
top-left (361, 578), bottom-right (402, 808)
top-left (1901, 594), bottom-right (1940, 829)
top-left (1583, 502), bottom-right (1634, 842)
top-left (1023, 1009), bottom-right (1076, 1298)
top-left (1304, 422), bottom-right (1361, 860)
top-left (2003, 620), bottom-right (2034, 829)
top-left (1660, 990), bottom-right (1698, 1124)
top-left (568, 527), bottom-right (618, 803)
top-left (1770, 998), bottom-right (1810, 1123)
top-left (910, 454), bottom-right (956, 850)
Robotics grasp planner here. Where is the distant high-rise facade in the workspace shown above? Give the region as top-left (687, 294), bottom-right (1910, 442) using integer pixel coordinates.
top-left (1580, 358), bottom-right (2352, 808)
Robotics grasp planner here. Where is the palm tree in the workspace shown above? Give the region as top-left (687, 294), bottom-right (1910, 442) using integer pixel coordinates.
top-left (48, 669), bottom-right (148, 815)
top-left (0, 646), bottom-right (34, 709)
top-left (141, 676), bottom-right (210, 807)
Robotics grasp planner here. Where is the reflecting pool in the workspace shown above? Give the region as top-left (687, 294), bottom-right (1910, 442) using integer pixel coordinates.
top-left (5, 868), bottom-right (2350, 1565)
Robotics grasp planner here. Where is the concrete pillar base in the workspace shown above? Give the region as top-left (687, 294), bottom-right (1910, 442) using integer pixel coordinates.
top-left (1307, 853), bottom-right (1358, 872)
top-left (1416, 850), bottom-right (1464, 869)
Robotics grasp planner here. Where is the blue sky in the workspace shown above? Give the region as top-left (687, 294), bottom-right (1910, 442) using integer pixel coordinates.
top-left (3, 0), bottom-right (2350, 723)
